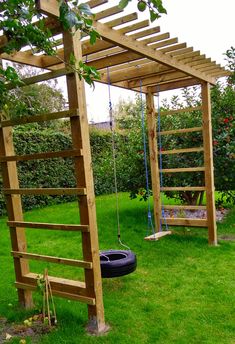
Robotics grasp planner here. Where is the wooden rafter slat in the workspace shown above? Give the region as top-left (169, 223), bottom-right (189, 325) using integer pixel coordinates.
top-left (94, 5), bottom-right (123, 20)
top-left (87, 0), bottom-right (109, 8)
top-left (141, 32), bottom-right (170, 45)
top-left (8, 221), bottom-right (90, 232)
top-left (148, 78), bottom-right (200, 93)
top-left (159, 147), bottom-right (204, 155)
top-left (167, 47), bottom-right (194, 57)
top-left (119, 20), bottom-right (150, 34)
top-left (133, 26), bottom-right (161, 39)
top-left (12, 251), bottom-right (93, 269)
top-left (152, 38), bottom-right (179, 49)
top-left (160, 43), bottom-right (188, 54)
top-left (87, 51), bottom-right (141, 70)
top-left (92, 21), bottom-right (216, 84)
top-left (3, 188), bottom-right (87, 195)
top-left (0, 109), bottom-right (77, 127)
top-left (127, 71), bottom-right (188, 88)
top-left (106, 13), bottom-right (138, 28)
top-left (0, 149), bottom-right (82, 162)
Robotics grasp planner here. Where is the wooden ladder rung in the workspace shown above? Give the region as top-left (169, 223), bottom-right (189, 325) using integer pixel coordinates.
top-left (0, 108), bottom-right (78, 128)
top-left (160, 147), bottom-right (204, 155)
top-left (160, 106), bottom-right (202, 116)
top-left (15, 281), bottom-right (95, 305)
top-left (159, 126), bottom-right (203, 135)
top-left (161, 186), bottom-right (206, 191)
top-left (0, 149), bottom-right (83, 162)
top-left (7, 221), bottom-right (89, 232)
top-left (3, 188), bottom-right (86, 195)
top-left (162, 205), bottom-right (207, 210)
top-left (161, 217), bottom-right (208, 227)
top-left (161, 167), bottom-right (205, 173)
top-left (12, 251), bottom-right (92, 269)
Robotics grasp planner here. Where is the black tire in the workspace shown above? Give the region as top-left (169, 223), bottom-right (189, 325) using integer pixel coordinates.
top-left (99, 250), bottom-right (137, 278)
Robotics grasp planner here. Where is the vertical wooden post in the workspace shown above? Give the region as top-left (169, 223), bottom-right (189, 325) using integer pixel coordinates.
top-left (146, 90), bottom-right (161, 232)
top-left (62, 30), bottom-right (106, 333)
top-left (0, 122), bottom-right (33, 308)
top-left (201, 82), bottom-right (217, 245)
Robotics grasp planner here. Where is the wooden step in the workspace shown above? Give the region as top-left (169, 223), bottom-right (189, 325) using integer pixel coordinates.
top-left (3, 188), bottom-right (86, 195)
top-left (145, 230), bottom-right (172, 241)
top-left (160, 217), bottom-right (208, 227)
top-left (160, 106), bottom-right (202, 116)
top-left (0, 109), bottom-right (78, 128)
top-left (12, 251), bottom-right (92, 269)
top-left (159, 126), bottom-right (203, 135)
top-left (0, 149), bottom-right (82, 162)
top-left (16, 273), bottom-right (95, 305)
top-left (162, 205), bottom-right (207, 210)
top-left (159, 147), bottom-right (204, 155)
top-left (161, 167), bottom-right (205, 173)
top-left (7, 221), bottom-right (89, 232)
top-left (161, 186), bottom-right (206, 191)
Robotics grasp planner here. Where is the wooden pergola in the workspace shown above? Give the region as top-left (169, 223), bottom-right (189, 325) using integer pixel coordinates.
top-left (0, 0), bottom-right (230, 334)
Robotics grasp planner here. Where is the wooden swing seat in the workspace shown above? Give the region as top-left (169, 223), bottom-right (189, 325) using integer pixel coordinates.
top-left (144, 231), bottom-right (172, 241)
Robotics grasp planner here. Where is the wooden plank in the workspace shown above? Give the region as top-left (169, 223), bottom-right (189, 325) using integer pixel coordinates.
top-left (161, 186), bottom-right (206, 191)
top-left (95, 6), bottom-right (123, 20)
top-left (36, 0), bottom-right (60, 17)
top-left (118, 20), bottom-right (149, 34)
top-left (142, 33), bottom-right (170, 45)
top-left (62, 26), bottom-right (105, 331)
top-left (163, 205), bottom-right (207, 210)
top-left (201, 82), bottom-right (217, 245)
top-left (146, 91), bottom-right (161, 232)
top-left (160, 147), bottom-right (204, 155)
top-left (144, 231), bottom-right (172, 240)
top-left (15, 282), bottom-right (95, 305)
top-left (93, 21), bottom-right (216, 84)
top-left (7, 221), bottom-right (89, 232)
top-left (152, 38), bottom-right (179, 49)
top-left (128, 70), bottom-right (188, 88)
top-left (0, 109), bottom-right (78, 128)
top-left (160, 43), bottom-right (188, 54)
top-left (0, 149), bottom-right (82, 162)
top-left (161, 167), bottom-right (205, 173)
top-left (12, 251), bottom-right (93, 269)
top-left (159, 127), bottom-right (203, 135)
top-left (161, 218), bottom-right (208, 227)
top-left (148, 78), bottom-right (200, 93)
top-left (0, 121), bottom-right (33, 308)
top-left (133, 26), bottom-right (160, 39)
top-left (160, 106), bottom-right (202, 116)
top-left (3, 188), bottom-right (86, 195)
top-left (106, 13), bottom-right (138, 28)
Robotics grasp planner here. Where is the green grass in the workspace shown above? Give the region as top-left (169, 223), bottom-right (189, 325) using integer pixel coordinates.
top-left (1, 193), bottom-right (235, 343)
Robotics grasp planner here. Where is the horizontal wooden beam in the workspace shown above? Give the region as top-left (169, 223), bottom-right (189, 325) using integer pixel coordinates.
top-left (161, 186), bottom-right (206, 191)
top-left (163, 205), bottom-right (207, 210)
top-left (160, 147), bottom-right (204, 155)
top-left (160, 218), bottom-right (208, 227)
top-left (12, 251), bottom-right (92, 269)
top-left (0, 149), bottom-right (82, 162)
top-left (160, 106), bottom-right (202, 116)
top-left (159, 127), bottom-right (203, 135)
top-left (0, 109), bottom-right (77, 127)
top-left (161, 167), bottom-right (205, 173)
top-left (148, 78), bottom-right (201, 93)
top-left (8, 221), bottom-right (89, 232)
top-left (3, 188), bottom-right (86, 195)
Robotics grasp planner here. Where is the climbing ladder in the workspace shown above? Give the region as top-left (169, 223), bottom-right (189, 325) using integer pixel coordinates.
top-left (145, 84), bottom-right (217, 245)
top-left (0, 26), bottom-right (105, 334)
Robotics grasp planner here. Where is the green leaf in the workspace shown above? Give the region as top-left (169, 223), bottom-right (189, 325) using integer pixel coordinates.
top-left (150, 10), bottom-right (159, 22)
top-left (118, 0), bottom-right (130, 10)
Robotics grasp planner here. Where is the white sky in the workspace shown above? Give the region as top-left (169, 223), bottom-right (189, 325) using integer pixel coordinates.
top-left (63, 0), bottom-right (235, 122)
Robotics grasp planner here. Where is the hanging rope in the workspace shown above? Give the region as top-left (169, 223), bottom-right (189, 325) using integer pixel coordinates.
top-left (107, 67), bottom-right (130, 251)
top-left (156, 88), bottom-right (169, 231)
top-left (139, 79), bottom-right (155, 236)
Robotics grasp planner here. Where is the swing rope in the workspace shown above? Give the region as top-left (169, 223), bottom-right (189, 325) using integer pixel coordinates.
top-left (107, 67), bottom-right (130, 251)
top-left (156, 88), bottom-right (169, 231)
top-left (139, 79), bottom-right (155, 236)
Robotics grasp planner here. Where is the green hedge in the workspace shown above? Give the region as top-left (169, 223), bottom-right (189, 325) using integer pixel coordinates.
top-left (0, 127), bottom-right (145, 215)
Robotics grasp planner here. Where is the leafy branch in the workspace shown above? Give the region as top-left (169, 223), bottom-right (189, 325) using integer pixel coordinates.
top-left (119, 0), bottom-right (167, 22)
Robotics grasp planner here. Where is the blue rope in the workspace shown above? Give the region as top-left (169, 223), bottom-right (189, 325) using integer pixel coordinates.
top-left (139, 80), bottom-right (155, 236)
top-left (156, 90), bottom-right (169, 231)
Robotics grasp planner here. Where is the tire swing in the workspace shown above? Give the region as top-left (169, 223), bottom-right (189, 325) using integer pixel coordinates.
top-left (99, 68), bottom-right (137, 278)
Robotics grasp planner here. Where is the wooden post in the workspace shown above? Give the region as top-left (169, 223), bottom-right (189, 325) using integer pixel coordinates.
top-left (62, 30), bottom-right (106, 333)
top-left (146, 90), bottom-right (161, 232)
top-left (201, 82), bottom-right (217, 245)
top-left (0, 122), bottom-right (33, 308)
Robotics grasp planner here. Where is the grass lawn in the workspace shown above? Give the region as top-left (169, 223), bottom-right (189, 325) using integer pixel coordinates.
top-left (0, 193), bottom-right (235, 343)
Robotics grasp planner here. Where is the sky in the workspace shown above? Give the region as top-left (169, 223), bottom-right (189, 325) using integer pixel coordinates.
top-left (63, 0), bottom-right (235, 123)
